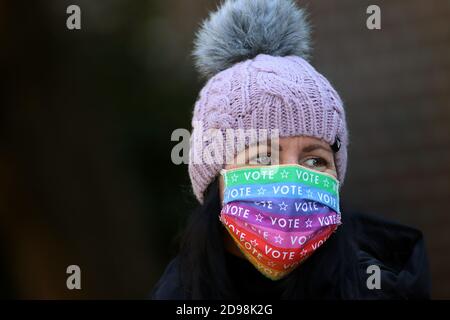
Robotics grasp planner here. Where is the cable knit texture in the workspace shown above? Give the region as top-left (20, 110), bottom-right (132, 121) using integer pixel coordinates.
top-left (189, 54), bottom-right (349, 203)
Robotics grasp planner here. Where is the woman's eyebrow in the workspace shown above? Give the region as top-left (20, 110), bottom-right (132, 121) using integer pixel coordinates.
top-left (302, 144), bottom-right (332, 153)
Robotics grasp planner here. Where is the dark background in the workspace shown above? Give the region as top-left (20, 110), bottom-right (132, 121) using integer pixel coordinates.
top-left (1, 0), bottom-right (449, 298)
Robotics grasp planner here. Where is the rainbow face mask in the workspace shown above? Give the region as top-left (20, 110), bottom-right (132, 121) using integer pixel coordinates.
top-left (220, 164), bottom-right (341, 280)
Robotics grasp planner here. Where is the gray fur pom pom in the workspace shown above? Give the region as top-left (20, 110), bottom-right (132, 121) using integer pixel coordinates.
top-left (193, 0), bottom-right (311, 79)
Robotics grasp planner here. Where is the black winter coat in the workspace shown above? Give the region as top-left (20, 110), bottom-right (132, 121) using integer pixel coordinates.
top-left (151, 212), bottom-right (431, 299)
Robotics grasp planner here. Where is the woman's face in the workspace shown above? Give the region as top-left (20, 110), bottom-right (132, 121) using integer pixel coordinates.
top-left (218, 135), bottom-right (338, 258)
top-left (219, 136), bottom-right (337, 202)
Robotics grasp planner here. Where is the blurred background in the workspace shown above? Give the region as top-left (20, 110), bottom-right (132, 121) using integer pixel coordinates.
top-left (1, 0), bottom-right (449, 299)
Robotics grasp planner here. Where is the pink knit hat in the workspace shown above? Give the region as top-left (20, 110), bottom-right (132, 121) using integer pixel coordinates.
top-left (189, 0), bottom-right (349, 203)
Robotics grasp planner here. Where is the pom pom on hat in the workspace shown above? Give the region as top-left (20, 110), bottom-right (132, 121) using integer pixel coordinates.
top-left (193, 0), bottom-right (312, 79)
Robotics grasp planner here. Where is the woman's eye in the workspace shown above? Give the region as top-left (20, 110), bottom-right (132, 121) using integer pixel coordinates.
top-left (302, 157), bottom-right (328, 170)
top-left (253, 154), bottom-right (272, 165)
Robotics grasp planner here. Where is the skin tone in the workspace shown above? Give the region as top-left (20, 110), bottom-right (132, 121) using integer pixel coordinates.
top-left (218, 136), bottom-right (338, 259)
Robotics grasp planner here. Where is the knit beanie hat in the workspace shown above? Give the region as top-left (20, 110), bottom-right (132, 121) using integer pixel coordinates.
top-left (189, 0), bottom-right (349, 203)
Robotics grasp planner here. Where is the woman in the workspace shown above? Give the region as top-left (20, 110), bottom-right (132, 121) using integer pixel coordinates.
top-left (152, 0), bottom-right (430, 299)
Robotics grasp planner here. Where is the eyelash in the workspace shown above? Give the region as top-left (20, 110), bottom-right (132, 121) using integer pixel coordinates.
top-left (253, 153), bottom-right (272, 165)
top-left (302, 157), bottom-right (329, 168)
